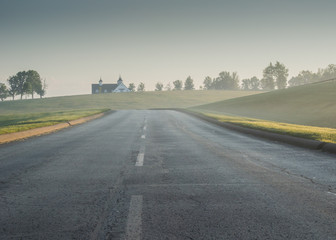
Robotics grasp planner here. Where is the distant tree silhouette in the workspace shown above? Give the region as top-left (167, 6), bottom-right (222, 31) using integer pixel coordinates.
top-left (261, 62), bottom-right (288, 90)
top-left (203, 76), bottom-right (213, 90)
top-left (173, 80), bottom-right (183, 90)
top-left (0, 83), bottom-right (8, 101)
top-left (184, 76), bottom-right (194, 90)
top-left (137, 82), bottom-right (145, 92)
top-left (128, 83), bottom-right (135, 92)
top-left (241, 76), bottom-right (260, 90)
top-left (155, 82), bottom-right (163, 91)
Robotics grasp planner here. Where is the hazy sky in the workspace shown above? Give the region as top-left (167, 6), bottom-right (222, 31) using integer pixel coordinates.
top-left (1, 0), bottom-right (335, 97)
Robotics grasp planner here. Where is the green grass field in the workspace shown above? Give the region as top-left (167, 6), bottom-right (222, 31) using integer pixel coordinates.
top-left (192, 80), bottom-right (336, 129)
top-left (0, 90), bottom-right (260, 114)
top-left (0, 90), bottom-right (259, 134)
top-left (0, 109), bottom-right (109, 135)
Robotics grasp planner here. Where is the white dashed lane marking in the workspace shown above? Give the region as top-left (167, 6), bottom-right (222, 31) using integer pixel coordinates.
top-left (137, 118), bottom-right (147, 166)
top-left (135, 153), bottom-right (144, 166)
top-left (136, 145), bottom-right (145, 167)
top-left (327, 191), bottom-right (336, 197)
top-left (125, 195), bottom-right (143, 240)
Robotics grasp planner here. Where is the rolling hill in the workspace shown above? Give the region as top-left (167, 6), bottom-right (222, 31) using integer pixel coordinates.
top-left (192, 80), bottom-right (336, 128)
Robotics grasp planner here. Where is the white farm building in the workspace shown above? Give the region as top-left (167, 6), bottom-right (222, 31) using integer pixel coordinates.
top-left (91, 76), bottom-right (130, 94)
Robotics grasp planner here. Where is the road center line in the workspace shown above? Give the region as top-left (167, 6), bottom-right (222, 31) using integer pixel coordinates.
top-left (125, 195), bottom-right (143, 240)
top-left (136, 152), bottom-right (145, 166)
top-left (136, 135), bottom-right (146, 166)
top-left (327, 191), bottom-right (336, 197)
top-left (143, 125), bottom-right (147, 131)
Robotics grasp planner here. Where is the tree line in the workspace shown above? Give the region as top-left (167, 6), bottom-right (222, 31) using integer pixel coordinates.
top-left (288, 64), bottom-right (336, 87)
top-left (127, 82), bottom-right (146, 92)
top-left (127, 76), bottom-right (196, 92)
top-left (0, 70), bottom-right (46, 101)
top-left (129, 62), bottom-right (335, 92)
top-left (2, 63), bottom-right (334, 99)
top-left (242, 63), bottom-right (336, 90)
top-left (127, 76), bottom-right (195, 92)
top-left (204, 63), bottom-right (336, 91)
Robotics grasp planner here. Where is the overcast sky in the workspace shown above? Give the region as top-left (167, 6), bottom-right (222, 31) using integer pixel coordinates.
top-left (1, 0), bottom-right (335, 97)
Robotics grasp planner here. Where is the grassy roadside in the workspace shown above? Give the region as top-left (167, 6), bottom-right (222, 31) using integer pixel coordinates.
top-left (200, 112), bottom-right (336, 144)
top-left (0, 109), bottom-right (109, 135)
top-left (191, 80), bottom-right (336, 129)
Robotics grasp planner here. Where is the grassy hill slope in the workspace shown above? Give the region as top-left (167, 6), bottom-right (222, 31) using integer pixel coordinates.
top-left (0, 90), bottom-right (261, 114)
top-left (192, 80), bottom-right (336, 128)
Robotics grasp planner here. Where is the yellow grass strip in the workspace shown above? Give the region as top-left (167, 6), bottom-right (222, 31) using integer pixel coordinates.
top-left (0, 111), bottom-right (108, 144)
top-left (0, 109), bottom-right (108, 135)
top-left (203, 113), bottom-right (336, 144)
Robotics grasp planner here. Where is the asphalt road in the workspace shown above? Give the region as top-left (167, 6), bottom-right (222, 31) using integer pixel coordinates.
top-left (1, 110), bottom-right (336, 240)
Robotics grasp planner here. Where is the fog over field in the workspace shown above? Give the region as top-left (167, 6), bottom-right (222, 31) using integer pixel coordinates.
top-left (1, 0), bottom-right (336, 97)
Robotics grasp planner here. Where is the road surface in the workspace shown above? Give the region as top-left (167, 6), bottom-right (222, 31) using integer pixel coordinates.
top-left (1, 110), bottom-right (336, 239)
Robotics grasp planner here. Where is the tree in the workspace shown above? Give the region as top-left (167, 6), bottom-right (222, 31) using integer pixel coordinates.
top-left (250, 76), bottom-right (260, 90)
top-left (155, 82), bottom-right (163, 91)
top-left (213, 71), bottom-right (239, 90)
top-left (25, 70), bottom-right (42, 99)
top-left (165, 82), bottom-right (172, 91)
top-left (230, 72), bottom-right (240, 90)
top-left (261, 63), bottom-right (275, 90)
top-left (274, 61), bottom-right (289, 89)
top-left (242, 76), bottom-right (260, 90)
top-left (184, 76), bottom-right (194, 90)
top-left (137, 82), bottom-right (145, 92)
top-left (6, 70), bottom-right (44, 100)
top-left (36, 78), bottom-right (47, 98)
top-left (0, 83), bottom-right (8, 101)
top-left (15, 71), bottom-right (29, 99)
top-left (128, 83), bottom-right (135, 92)
top-left (173, 80), bottom-right (183, 90)
top-left (241, 79), bottom-right (251, 91)
top-left (203, 76), bottom-right (213, 90)
top-left (261, 62), bottom-right (288, 90)
top-left (7, 75), bottom-right (19, 100)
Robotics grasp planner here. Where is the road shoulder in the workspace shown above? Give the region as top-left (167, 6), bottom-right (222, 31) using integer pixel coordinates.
top-left (177, 109), bottom-right (336, 154)
top-left (0, 111), bottom-right (112, 144)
